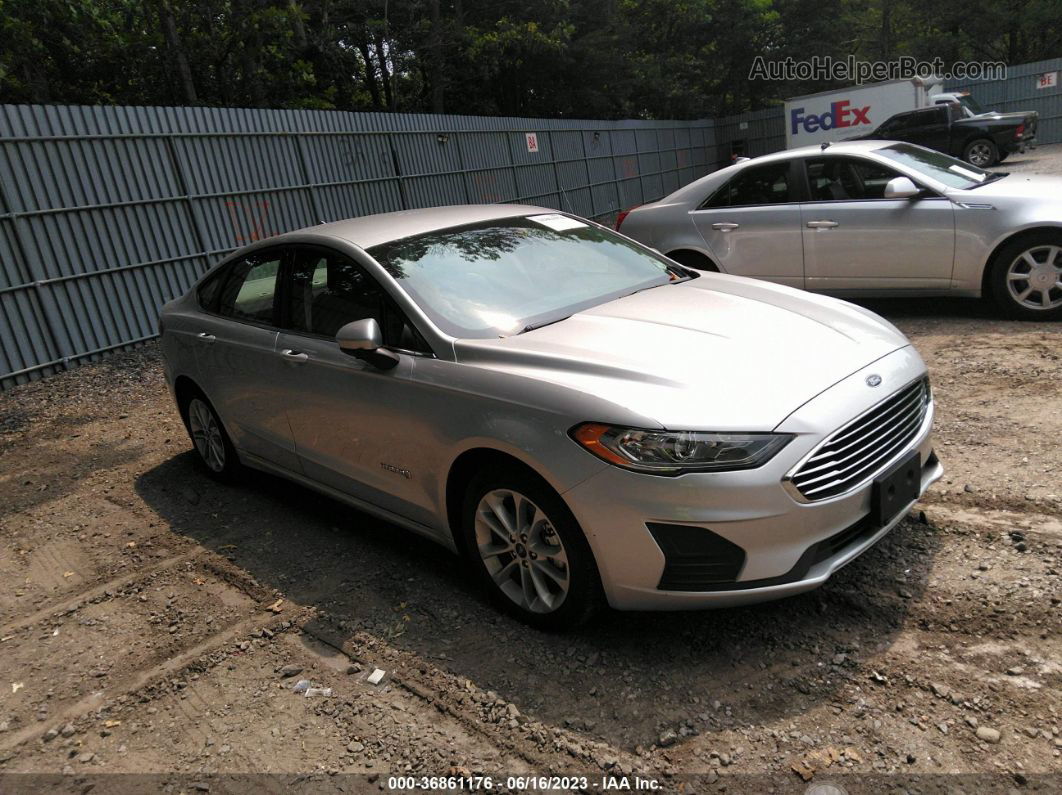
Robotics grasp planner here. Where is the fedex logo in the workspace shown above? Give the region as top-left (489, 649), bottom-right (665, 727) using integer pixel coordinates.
top-left (790, 100), bottom-right (871, 135)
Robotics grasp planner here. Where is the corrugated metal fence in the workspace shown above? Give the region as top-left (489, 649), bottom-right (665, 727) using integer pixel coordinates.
top-left (0, 105), bottom-right (715, 389)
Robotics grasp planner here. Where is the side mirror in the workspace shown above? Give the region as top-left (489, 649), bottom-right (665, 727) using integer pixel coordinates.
top-left (336, 318), bottom-right (399, 370)
top-left (884, 176), bottom-right (921, 200)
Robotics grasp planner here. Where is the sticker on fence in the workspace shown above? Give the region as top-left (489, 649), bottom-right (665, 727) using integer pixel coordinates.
top-left (525, 132), bottom-right (539, 153)
top-left (1037, 71), bottom-right (1058, 90)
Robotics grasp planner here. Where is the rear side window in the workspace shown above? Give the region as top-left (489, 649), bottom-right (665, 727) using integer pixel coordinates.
top-left (196, 271), bottom-right (224, 312)
top-left (215, 251), bottom-right (283, 325)
top-left (701, 162), bottom-right (792, 208)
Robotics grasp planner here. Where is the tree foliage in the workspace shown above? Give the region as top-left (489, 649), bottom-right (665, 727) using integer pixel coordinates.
top-left (0, 0), bottom-right (1057, 118)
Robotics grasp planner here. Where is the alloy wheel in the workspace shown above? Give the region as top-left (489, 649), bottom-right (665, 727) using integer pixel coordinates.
top-left (966, 142), bottom-right (994, 167)
top-left (474, 489), bottom-right (570, 614)
top-left (188, 397), bottom-right (226, 472)
top-left (1005, 245), bottom-right (1062, 311)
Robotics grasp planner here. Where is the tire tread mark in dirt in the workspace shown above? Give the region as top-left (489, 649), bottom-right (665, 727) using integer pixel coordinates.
top-left (0, 549), bottom-right (205, 638)
top-left (297, 625), bottom-right (585, 772)
top-left (0, 612), bottom-right (295, 754)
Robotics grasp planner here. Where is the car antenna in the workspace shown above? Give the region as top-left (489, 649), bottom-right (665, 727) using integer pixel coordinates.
top-left (820, 141), bottom-right (831, 150)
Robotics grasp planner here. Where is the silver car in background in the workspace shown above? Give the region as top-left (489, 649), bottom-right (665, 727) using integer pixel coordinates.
top-left (160, 205), bottom-right (942, 629)
top-left (618, 141), bottom-right (1062, 320)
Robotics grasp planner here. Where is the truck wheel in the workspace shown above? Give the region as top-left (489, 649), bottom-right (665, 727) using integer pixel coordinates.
top-left (988, 232), bottom-right (1062, 320)
top-left (963, 139), bottom-right (998, 167)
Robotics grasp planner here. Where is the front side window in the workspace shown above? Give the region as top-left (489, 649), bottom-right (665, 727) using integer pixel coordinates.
top-left (286, 248), bottom-right (429, 352)
top-left (216, 251), bottom-right (283, 325)
top-left (368, 215), bottom-right (684, 339)
top-left (805, 157), bottom-right (905, 201)
top-left (702, 162), bottom-right (792, 208)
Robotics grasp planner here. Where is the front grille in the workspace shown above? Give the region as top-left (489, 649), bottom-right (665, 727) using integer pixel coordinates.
top-left (789, 378), bottom-right (930, 501)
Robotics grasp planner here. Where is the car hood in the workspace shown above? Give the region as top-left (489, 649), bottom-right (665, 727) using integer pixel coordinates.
top-left (454, 275), bottom-right (910, 431)
top-left (953, 173), bottom-right (1062, 200)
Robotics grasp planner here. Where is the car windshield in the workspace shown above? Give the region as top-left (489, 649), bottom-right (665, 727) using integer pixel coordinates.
top-left (875, 143), bottom-right (991, 189)
top-left (368, 215), bottom-right (682, 338)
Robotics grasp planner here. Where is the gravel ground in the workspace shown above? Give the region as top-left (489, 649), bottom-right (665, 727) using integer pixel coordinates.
top-left (1, 153), bottom-right (1061, 791)
top-left (1001, 143), bottom-right (1062, 176)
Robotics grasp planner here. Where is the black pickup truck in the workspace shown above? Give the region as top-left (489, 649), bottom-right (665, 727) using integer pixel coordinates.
top-left (850, 103), bottom-right (1037, 167)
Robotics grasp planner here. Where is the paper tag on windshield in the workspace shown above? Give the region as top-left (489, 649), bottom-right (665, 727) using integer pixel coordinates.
top-left (528, 213), bottom-right (588, 232)
top-left (949, 164), bottom-right (985, 181)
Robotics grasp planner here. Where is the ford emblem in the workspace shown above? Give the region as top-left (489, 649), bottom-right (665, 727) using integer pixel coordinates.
top-left (866, 374), bottom-right (882, 387)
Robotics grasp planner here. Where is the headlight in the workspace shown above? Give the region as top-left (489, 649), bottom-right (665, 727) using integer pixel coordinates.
top-left (571, 423), bottom-right (793, 474)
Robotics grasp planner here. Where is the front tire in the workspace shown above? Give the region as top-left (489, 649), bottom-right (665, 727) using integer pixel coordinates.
top-left (963, 138), bottom-right (998, 167)
top-left (461, 466), bottom-right (604, 630)
top-left (988, 232), bottom-right (1062, 320)
top-left (181, 393), bottom-right (243, 482)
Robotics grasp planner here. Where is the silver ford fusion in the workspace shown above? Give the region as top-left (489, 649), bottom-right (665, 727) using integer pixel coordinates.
top-left (159, 205), bottom-right (942, 629)
top-left (618, 141), bottom-right (1062, 320)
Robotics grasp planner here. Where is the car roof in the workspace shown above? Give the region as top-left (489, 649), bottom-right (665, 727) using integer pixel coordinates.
top-left (275, 204), bottom-right (556, 250)
top-left (748, 139), bottom-right (894, 164)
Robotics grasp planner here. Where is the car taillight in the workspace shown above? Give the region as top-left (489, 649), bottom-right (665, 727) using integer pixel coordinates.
top-left (1015, 123), bottom-right (1024, 139)
top-left (615, 206), bottom-right (639, 231)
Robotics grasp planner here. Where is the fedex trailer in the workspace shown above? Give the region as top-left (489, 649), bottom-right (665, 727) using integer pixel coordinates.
top-left (785, 77), bottom-right (945, 148)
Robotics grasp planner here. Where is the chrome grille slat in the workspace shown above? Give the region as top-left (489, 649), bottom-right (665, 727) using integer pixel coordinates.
top-left (798, 414), bottom-right (925, 497)
top-left (792, 404), bottom-right (926, 482)
top-left (790, 378), bottom-right (929, 501)
top-left (815, 386), bottom-right (926, 452)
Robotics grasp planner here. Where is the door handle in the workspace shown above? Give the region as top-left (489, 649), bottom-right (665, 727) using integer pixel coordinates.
top-left (196, 332), bottom-right (216, 344)
top-left (280, 349), bottom-right (309, 363)
top-left (711, 222), bottom-right (740, 231)
top-left (806, 220), bottom-right (839, 229)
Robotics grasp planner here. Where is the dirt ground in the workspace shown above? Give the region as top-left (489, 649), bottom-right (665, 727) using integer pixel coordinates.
top-left (1, 149), bottom-right (1061, 793)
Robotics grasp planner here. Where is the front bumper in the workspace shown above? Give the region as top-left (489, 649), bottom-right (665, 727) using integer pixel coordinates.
top-left (564, 346), bottom-right (943, 610)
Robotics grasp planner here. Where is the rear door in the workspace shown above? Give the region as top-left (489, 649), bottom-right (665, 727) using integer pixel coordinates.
top-left (191, 248), bottom-right (300, 470)
top-left (688, 160), bottom-right (805, 288)
top-left (799, 155), bottom-right (955, 290)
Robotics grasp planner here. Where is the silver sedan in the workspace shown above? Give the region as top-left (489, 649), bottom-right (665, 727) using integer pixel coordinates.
top-left (160, 205), bottom-right (942, 629)
top-left (618, 141), bottom-right (1062, 320)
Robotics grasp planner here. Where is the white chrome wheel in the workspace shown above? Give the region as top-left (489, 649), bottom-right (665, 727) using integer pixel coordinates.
top-left (474, 489), bottom-right (570, 614)
top-left (1006, 244), bottom-right (1062, 311)
top-left (188, 397), bottom-right (226, 472)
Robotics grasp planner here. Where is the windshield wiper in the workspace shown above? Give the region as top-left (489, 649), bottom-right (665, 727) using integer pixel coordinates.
top-left (518, 316), bottom-right (570, 334)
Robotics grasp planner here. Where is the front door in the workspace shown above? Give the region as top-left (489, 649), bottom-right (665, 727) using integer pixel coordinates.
top-left (274, 245), bottom-right (435, 525)
top-left (689, 159), bottom-right (805, 288)
top-left (799, 155), bottom-right (956, 291)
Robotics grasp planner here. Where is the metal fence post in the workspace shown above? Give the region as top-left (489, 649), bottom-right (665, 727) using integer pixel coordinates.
top-left (293, 133), bottom-right (326, 223)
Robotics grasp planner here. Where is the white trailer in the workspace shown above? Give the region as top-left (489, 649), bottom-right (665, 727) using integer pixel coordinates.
top-left (784, 77), bottom-right (946, 148)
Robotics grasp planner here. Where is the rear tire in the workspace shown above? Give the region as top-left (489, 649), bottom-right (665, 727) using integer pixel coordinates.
top-left (963, 138), bottom-right (998, 167)
top-left (987, 232), bottom-right (1062, 320)
top-left (180, 391), bottom-right (243, 482)
top-left (461, 465), bottom-right (604, 630)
